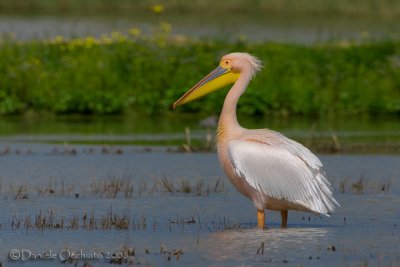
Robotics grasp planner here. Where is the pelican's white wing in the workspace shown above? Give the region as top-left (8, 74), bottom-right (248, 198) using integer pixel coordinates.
top-left (227, 136), bottom-right (339, 215)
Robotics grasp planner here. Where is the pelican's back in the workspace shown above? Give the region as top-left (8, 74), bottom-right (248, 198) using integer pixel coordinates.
top-left (225, 129), bottom-right (339, 215)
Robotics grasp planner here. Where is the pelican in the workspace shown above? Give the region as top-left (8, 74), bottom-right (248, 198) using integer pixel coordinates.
top-left (173, 53), bottom-right (339, 228)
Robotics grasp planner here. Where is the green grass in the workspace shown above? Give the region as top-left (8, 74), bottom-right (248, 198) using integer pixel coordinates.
top-left (0, 31), bottom-right (399, 116)
top-left (0, 0), bottom-right (400, 18)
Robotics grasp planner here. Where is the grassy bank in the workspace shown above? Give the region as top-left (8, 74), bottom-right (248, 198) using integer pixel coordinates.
top-left (0, 31), bottom-right (399, 116)
top-left (0, 0), bottom-right (400, 19)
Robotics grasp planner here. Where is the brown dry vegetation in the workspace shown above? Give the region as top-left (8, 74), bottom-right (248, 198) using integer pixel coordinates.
top-left (1, 176), bottom-right (227, 200)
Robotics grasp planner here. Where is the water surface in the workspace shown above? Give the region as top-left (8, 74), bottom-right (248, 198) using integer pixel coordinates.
top-left (0, 144), bottom-right (399, 266)
top-left (1, 14), bottom-right (399, 43)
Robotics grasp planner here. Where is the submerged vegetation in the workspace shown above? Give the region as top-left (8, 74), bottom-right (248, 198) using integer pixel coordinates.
top-left (7, 209), bottom-right (246, 233)
top-left (339, 176), bottom-right (391, 194)
top-left (1, 176), bottom-right (227, 200)
top-left (0, 28), bottom-right (399, 117)
top-left (0, 174), bottom-right (391, 202)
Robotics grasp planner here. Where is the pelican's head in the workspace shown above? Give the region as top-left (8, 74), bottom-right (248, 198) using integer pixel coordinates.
top-left (172, 52), bottom-right (262, 109)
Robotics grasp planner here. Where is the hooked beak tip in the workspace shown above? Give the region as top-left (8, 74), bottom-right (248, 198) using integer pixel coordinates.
top-left (172, 65), bottom-right (232, 110)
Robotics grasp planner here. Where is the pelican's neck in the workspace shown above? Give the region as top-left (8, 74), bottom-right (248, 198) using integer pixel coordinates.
top-left (218, 70), bottom-right (252, 137)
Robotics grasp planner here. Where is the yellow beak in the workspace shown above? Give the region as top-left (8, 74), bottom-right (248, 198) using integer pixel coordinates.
top-left (172, 66), bottom-right (239, 109)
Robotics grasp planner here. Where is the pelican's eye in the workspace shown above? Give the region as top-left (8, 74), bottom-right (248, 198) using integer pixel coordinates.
top-left (221, 59), bottom-right (231, 68)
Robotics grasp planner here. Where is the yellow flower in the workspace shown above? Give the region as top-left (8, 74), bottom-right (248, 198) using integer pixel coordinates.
top-left (128, 27), bottom-right (141, 37)
top-left (111, 31), bottom-right (127, 42)
top-left (67, 38), bottom-right (84, 50)
top-left (151, 4), bottom-right (164, 14)
top-left (75, 38), bottom-right (84, 46)
top-left (54, 35), bottom-right (64, 44)
top-left (160, 22), bottom-right (171, 34)
top-left (83, 36), bottom-right (100, 48)
top-left (100, 34), bottom-right (113, 45)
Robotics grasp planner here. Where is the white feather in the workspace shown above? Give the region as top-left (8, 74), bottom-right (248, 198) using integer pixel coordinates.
top-left (227, 134), bottom-right (339, 216)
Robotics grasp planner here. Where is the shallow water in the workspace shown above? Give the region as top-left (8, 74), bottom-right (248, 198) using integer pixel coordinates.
top-left (1, 14), bottom-right (399, 43)
top-left (1, 115), bottom-right (399, 142)
top-left (0, 143), bottom-right (399, 266)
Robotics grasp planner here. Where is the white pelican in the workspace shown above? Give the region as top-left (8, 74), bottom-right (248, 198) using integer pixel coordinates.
top-left (173, 53), bottom-right (339, 228)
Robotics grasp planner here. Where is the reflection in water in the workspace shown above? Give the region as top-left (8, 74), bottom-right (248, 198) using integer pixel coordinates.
top-left (205, 227), bottom-right (330, 264)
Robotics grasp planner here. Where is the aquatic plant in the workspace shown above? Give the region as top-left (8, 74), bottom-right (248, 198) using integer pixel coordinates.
top-left (10, 209), bottom-right (135, 231)
top-left (7, 209), bottom-right (247, 234)
top-left (1, 176), bottom-right (227, 200)
top-left (338, 176), bottom-right (391, 194)
top-left (0, 30), bottom-right (399, 116)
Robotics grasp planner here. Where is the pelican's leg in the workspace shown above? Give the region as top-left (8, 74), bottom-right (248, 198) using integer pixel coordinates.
top-left (257, 209), bottom-right (265, 228)
top-left (281, 210), bottom-right (288, 228)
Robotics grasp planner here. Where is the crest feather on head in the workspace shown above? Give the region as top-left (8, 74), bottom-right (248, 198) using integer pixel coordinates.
top-left (225, 52), bottom-right (263, 76)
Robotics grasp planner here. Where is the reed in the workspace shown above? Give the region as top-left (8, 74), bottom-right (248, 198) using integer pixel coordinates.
top-left (339, 176), bottom-right (391, 194)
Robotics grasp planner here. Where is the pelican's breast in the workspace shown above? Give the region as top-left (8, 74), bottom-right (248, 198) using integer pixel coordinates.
top-left (216, 123), bottom-right (256, 201)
